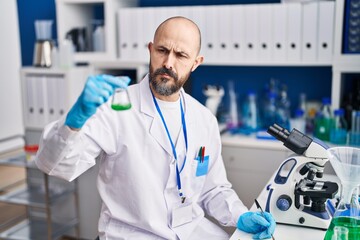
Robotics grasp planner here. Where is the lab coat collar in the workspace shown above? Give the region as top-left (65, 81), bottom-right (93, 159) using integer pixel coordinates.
top-left (139, 74), bottom-right (194, 160)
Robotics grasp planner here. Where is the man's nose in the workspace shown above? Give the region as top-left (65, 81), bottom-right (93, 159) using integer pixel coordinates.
top-left (163, 53), bottom-right (175, 70)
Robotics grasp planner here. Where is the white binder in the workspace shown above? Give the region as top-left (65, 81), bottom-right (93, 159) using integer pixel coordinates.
top-left (286, 3), bottom-right (302, 62)
top-left (46, 76), bottom-right (59, 123)
top-left (117, 8), bottom-right (131, 60)
top-left (127, 8), bottom-right (140, 62)
top-left (230, 5), bottom-right (246, 62)
top-left (317, 1), bottom-right (335, 62)
top-left (218, 5), bottom-right (232, 62)
top-left (203, 5), bottom-right (219, 63)
top-left (34, 76), bottom-right (48, 128)
top-left (24, 75), bottom-right (37, 127)
top-left (188, 6), bottom-right (206, 57)
top-left (141, 7), bottom-right (156, 62)
top-left (258, 4), bottom-right (273, 62)
top-left (244, 4), bottom-right (259, 62)
top-left (301, 1), bottom-right (318, 62)
top-left (57, 75), bottom-right (67, 120)
top-left (271, 3), bottom-right (287, 62)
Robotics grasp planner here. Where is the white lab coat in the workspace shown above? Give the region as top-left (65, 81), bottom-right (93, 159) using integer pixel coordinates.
top-left (36, 75), bottom-right (248, 240)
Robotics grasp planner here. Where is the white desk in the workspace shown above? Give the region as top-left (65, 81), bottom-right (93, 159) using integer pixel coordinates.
top-left (229, 174), bottom-right (339, 240)
top-left (229, 224), bottom-right (326, 240)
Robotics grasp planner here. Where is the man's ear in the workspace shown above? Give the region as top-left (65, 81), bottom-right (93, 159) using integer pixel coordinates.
top-left (148, 42), bottom-right (153, 52)
top-left (191, 55), bottom-right (204, 72)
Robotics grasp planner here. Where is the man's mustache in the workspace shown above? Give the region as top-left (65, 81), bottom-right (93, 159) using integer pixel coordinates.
top-left (153, 67), bottom-right (178, 81)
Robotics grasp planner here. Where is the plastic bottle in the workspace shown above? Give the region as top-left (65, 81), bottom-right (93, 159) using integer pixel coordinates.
top-left (241, 90), bottom-right (260, 133)
top-left (330, 109), bottom-right (348, 145)
top-left (314, 97), bottom-right (334, 141)
top-left (93, 24), bottom-right (105, 52)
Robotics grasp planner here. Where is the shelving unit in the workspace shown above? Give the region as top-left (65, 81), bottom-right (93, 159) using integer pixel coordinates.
top-left (0, 152), bottom-right (79, 240)
top-left (56, 0), bottom-right (138, 63)
top-left (331, 0), bottom-right (360, 109)
top-left (20, 67), bottom-right (90, 130)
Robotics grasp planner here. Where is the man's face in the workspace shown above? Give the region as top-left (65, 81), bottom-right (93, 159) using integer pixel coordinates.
top-left (148, 19), bottom-right (202, 97)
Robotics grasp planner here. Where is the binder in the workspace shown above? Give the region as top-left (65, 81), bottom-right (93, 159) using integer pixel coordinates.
top-left (24, 75), bottom-right (37, 127)
top-left (117, 8), bottom-right (131, 60)
top-left (230, 5), bottom-right (246, 62)
top-left (218, 5), bottom-right (232, 62)
top-left (57, 75), bottom-right (67, 119)
top-left (286, 3), bottom-right (302, 62)
top-left (188, 6), bottom-right (206, 57)
top-left (244, 4), bottom-right (259, 62)
top-left (258, 4), bottom-right (273, 62)
top-left (203, 5), bottom-right (220, 63)
top-left (317, 1), bottom-right (335, 62)
top-left (34, 75), bottom-right (48, 127)
top-left (271, 3), bottom-right (287, 62)
top-left (301, 2), bottom-right (318, 62)
top-left (127, 8), bottom-right (140, 62)
top-left (47, 76), bottom-right (59, 123)
top-left (141, 7), bottom-right (156, 62)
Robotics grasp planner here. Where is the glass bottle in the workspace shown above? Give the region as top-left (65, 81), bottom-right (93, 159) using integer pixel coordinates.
top-left (241, 90), bottom-right (260, 133)
top-left (111, 88), bottom-right (131, 111)
top-left (290, 109), bottom-right (306, 133)
top-left (275, 85), bottom-right (291, 130)
top-left (324, 147), bottom-right (360, 240)
top-left (330, 109), bottom-right (348, 145)
top-left (262, 92), bottom-right (277, 130)
top-left (314, 97), bottom-right (333, 141)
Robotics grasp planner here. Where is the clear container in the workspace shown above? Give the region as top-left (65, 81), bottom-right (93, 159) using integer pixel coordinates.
top-left (324, 147), bottom-right (360, 240)
top-left (241, 90), bottom-right (260, 133)
top-left (290, 109), bottom-right (306, 133)
top-left (111, 88), bottom-right (131, 111)
top-left (330, 109), bottom-right (348, 145)
top-left (314, 97), bottom-right (334, 141)
top-left (34, 20), bottom-right (53, 40)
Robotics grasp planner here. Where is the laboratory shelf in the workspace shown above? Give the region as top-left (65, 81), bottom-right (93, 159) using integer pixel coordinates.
top-left (0, 185), bottom-right (75, 208)
top-left (0, 218), bottom-right (78, 240)
top-left (0, 153), bottom-right (34, 168)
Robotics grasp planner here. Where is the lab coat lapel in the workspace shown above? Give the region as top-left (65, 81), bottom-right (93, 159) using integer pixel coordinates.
top-left (181, 91), bottom-right (195, 157)
top-left (139, 75), bottom-right (174, 158)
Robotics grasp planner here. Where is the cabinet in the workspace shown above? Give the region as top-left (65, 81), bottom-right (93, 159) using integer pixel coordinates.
top-left (20, 67), bottom-right (89, 130)
top-left (0, 151), bottom-right (79, 240)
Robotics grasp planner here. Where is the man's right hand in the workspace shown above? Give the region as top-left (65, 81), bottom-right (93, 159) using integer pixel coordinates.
top-left (65, 74), bottom-right (130, 129)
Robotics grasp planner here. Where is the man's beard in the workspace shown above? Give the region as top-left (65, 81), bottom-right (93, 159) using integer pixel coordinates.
top-left (149, 66), bottom-right (190, 96)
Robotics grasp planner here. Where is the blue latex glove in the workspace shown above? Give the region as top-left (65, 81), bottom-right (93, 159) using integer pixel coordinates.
top-left (65, 74), bottom-right (130, 129)
top-left (237, 211), bottom-right (276, 239)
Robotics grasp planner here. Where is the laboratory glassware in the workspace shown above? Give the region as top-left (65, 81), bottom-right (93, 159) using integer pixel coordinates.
top-left (324, 147), bottom-right (360, 240)
top-left (349, 111), bottom-right (360, 146)
top-left (111, 88), bottom-right (131, 111)
top-left (33, 20), bottom-right (54, 67)
top-left (314, 97), bottom-right (333, 141)
top-left (330, 109), bottom-right (348, 145)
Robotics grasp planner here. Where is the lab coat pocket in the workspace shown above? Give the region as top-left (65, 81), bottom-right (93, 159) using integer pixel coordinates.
top-left (195, 155), bottom-right (209, 177)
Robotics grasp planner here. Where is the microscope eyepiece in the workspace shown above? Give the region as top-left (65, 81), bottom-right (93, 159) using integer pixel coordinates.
top-left (267, 124), bottom-right (312, 155)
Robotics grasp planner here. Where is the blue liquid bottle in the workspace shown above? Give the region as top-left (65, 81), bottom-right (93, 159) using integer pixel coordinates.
top-left (330, 109), bottom-right (348, 145)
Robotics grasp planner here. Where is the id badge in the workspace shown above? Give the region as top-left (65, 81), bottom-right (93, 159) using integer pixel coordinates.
top-left (171, 201), bottom-right (192, 228)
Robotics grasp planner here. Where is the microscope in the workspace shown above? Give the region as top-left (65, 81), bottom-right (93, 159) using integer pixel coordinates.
top-left (264, 124), bottom-right (339, 230)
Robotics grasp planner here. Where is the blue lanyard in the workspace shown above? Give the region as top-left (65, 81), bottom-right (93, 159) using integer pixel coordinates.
top-left (151, 91), bottom-right (188, 202)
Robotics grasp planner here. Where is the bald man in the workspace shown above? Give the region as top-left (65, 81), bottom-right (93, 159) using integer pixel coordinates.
top-left (36, 17), bottom-right (275, 239)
